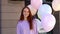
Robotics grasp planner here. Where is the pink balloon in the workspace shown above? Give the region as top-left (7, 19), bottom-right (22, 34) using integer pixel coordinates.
top-left (41, 14), bottom-right (56, 32)
top-left (31, 0), bottom-right (42, 9)
top-left (27, 5), bottom-right (37, 16)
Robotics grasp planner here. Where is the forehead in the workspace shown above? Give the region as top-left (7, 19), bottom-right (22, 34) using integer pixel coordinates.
top-left (24, 8), bottom-right (29, 11)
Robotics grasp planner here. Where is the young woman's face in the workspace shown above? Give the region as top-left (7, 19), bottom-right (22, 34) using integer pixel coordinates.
top-left (23, 8), bottom-right (29, 18)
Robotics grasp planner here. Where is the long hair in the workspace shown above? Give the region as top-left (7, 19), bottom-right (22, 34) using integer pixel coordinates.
top-left (19, 7), bottom-right (33, 30)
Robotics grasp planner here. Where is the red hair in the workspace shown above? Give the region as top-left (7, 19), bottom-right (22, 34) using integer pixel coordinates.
top-left (19, 7), bottom-right (33, 30)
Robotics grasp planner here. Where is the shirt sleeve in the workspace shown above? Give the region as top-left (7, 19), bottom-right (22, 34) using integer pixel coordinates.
top-left (16, 21), bottom-right (22, 34)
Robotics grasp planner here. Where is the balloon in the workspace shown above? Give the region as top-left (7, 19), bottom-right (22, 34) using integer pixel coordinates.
top-left (37, 4), bottom-right (52, 19)
top-left (27, 5), bottom-right (37, 16)
top-left (52, 0), bottom-right (60, 11)
top-left (31, 0), bottom-right (42, 9)
top-left (41, 14), bottom-right (56, 32)
top-left (34, 19), bottom-right (46, 33)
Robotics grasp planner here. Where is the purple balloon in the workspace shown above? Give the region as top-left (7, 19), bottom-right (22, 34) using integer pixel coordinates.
top-left (41, 14), bottom-right (56, 32)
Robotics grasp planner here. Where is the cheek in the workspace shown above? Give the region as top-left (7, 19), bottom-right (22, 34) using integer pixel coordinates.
top-left (27, 13), bottom-right (29, 16)
top-left (23, 12), bottom-right (25, 15)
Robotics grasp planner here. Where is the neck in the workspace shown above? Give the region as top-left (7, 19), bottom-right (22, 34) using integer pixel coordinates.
top-left (24, 17), bottom-right (27, 20)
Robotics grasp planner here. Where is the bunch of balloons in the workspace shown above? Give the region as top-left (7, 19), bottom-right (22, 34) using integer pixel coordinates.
top-left (37, 4), bottom-right (56, 32)
top-left (27, 0), bottom-right (56, 33)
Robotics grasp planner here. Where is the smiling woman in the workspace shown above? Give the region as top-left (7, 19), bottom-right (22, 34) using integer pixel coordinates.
top-left (17, 6), bottom-right (38, 34)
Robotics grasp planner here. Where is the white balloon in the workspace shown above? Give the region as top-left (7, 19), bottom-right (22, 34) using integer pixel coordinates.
top-left (41, 14), bottom-right (56, 32)
top-left (34, 19), bottom-right (46, 33)
top-left (37, 4), bottom-right (52, 19)
top-left (27, 5), bottom-right (37, 16)
top-left (52, 0), bottom-right (60, 11)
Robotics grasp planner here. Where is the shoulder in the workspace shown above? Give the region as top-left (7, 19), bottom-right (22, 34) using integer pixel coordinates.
top-left (17, 20), bottom-right (23, 26)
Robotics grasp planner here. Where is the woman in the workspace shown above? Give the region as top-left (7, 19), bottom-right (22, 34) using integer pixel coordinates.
top-left (17, 7), bottom-right (38, 34)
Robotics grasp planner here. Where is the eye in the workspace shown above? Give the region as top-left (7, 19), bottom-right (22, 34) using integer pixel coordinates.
top-left (23, 10), bottom-right (26, 13)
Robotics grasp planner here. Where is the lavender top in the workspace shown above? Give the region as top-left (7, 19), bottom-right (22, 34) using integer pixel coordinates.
top-left (16, 19), bottom-right (38, 34)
